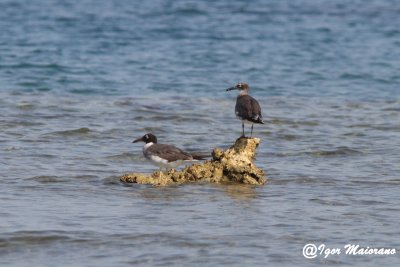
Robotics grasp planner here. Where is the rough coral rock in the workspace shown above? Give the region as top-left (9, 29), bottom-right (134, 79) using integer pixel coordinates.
top-left (120, 137), bottom-right (266, 186)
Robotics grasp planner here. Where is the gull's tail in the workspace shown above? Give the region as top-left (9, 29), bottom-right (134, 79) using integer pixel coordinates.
top-left (191, 152), bottom-right (210, 160)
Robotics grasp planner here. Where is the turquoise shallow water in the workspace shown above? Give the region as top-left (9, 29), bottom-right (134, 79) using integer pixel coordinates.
top-left (1, 0), bottom-right (400, 266)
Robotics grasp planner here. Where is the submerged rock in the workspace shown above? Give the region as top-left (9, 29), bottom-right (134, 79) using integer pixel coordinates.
top-left (120, 137), bottom-right (266, 186)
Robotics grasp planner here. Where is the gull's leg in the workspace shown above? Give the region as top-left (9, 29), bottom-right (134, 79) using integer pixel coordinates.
top-left (242, 122), bottom-right (245, 137)
top-left (250, 124), bottom-right (254, 137)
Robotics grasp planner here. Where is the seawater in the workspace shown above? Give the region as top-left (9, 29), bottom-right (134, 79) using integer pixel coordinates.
top-left (1, 0), bottom-right (399, 266)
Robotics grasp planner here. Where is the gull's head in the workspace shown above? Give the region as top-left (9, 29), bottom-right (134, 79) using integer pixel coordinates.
top-left (226, 83), bottom-right (250, 93)
top-left (132, 133), bottom-right (157, 144)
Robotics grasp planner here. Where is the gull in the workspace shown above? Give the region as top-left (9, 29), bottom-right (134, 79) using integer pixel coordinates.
top-left (226, 83), bottom-right (264, 137)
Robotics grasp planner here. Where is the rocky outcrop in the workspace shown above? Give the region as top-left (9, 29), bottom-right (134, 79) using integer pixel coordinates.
top-left (120, 137), bottom-right (266, 186)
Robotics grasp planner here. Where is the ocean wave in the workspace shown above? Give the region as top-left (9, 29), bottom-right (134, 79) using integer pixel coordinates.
top-left (306, 147), bottom-right (362, 157)
top-left (27, 175), bottom-right (65, 183)
top-left (45, 127), bottom-right (91, 136)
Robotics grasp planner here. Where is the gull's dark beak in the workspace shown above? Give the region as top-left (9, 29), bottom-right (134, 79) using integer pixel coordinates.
top-left (226, 87), bottom-right (236, 91)
top-left (132, 137), bottom-right (143, 143)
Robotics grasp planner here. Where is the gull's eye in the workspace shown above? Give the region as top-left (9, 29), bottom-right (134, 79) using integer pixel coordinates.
top-left (237, 83), bottom-right (242, 88)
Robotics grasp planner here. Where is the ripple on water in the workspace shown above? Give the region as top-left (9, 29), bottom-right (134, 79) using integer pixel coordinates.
top-left (274, 133), bottom-right (302, 141)
top-left (0, 120), bottom-right (45, 129)
top-left (306, 146), bottom-right (363, 157)
top-left (27, 175), bottom-right (66, 183)
top-left (71, 175), bottom-right (99, 180)
top-left (44, 127), bottom-right (92, 137)
top-left (105, 153), bottom-right (137, 162)
top-left (101, 176), bottom-right (122, 185)
top-left (348, 124), bottom-right (400, 132)
top-left (0, 63), bottom-right (69, 71)
top-left (265, 146), bottom-right (363, 158)
top-left (15, 101), bottom-right (36, 110)
top-left (267, 118), bottom-right (320, 126)
top-left (68, 88), bottom-right (100, 95)
top-left (342, 131), bottom-right (366, 137)
top-left (0, 232), bottom-right (70, 249)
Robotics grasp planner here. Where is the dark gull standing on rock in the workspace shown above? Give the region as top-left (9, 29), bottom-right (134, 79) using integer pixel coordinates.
top-left (226, 83), bottom-right (264, 137)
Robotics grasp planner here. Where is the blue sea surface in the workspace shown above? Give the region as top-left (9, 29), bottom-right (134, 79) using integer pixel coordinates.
top-left (1, 0), bottom-right (399, 266)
